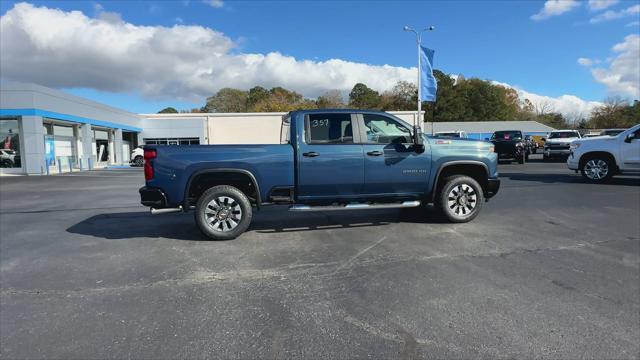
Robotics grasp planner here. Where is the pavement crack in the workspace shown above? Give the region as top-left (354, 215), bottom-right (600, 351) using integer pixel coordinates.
top-left (332, 236), bottom-right (387, 274)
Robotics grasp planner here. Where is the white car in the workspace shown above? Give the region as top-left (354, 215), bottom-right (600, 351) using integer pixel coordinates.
top-left (130, 146), bottom-right (144, 166)
top-left (0, 149), bottom-right (17, 168)
top-left (543, 130), bottom-right (582, 161)
top-left (567, 124), bottom-right (640, 182)
top-left (434, 131), bottom-right (467, 139)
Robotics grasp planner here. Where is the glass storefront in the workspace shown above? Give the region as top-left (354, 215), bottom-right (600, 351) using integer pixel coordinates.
top-left (0, 118), bottom-right (21, 169)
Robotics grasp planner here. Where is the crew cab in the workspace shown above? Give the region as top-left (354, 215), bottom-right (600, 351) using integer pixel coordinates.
top-left (567, 124), bottom-right (640, 183)
top-left (543, 130), bottom-right (581, 161)
top-left (139, 110), bottom-right (500, 240)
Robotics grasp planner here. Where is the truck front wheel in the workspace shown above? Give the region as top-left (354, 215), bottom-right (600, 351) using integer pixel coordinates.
top-left (195, 185), bottom-right (252, 240)
top-left (437, 175), bottom-right (484, 223)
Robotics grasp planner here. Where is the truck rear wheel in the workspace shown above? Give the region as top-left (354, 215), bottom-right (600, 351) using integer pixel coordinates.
top-left (437, 175), bottom-right (484, 223)
top-left (195, 185), bottom-right (252, 240)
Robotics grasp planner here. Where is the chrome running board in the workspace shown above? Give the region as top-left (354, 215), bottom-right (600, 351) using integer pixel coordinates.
top-left (151, 206), bottom-right (182, 215)
top-left (289, 200), bottom-right (421, 212)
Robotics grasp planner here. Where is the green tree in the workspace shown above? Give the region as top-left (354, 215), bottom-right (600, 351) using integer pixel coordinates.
top-left (158, 107), bottom-right (178, 114)
top-left (203, 88), bottom-right (248, 113)
top-left (349, 83), bottom-right (381, 109)
top-left (537, 113), bottom-right (568, 129)
top-left (246, 86), bottom-right (270, 111)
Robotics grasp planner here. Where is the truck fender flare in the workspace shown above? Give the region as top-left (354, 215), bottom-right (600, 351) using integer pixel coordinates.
top-left (430, 160), bottom-right (489, 202)
top-left (183, 168), bottom-right (261, 209)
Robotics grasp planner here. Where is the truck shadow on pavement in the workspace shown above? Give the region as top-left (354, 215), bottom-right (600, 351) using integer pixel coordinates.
top-left (66, 206), bottom-right (447, 241)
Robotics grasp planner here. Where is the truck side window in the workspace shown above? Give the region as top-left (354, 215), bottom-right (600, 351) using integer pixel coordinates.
top-left (306, 114), bottom-right (353, 144)
top-left (363, 114), bottom-right (411, 144)
top-left (280, 116), bottom-right (291, 144)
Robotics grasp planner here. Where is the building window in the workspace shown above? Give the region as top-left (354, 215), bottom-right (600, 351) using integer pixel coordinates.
top-left (0, 119), bottom-right (21, 169)
top-left (144, 138), bottom-right (200, 145)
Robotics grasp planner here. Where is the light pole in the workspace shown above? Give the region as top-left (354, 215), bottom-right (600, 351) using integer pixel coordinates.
top-left (403, 25), bottom-right (435, 130)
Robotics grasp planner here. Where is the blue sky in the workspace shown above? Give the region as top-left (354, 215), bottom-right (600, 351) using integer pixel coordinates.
top-left (0, 0), bottom-right (638, 114)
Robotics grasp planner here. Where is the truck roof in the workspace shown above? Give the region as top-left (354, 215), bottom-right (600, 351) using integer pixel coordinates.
top-left (289, 109), bottom-right (395, 115)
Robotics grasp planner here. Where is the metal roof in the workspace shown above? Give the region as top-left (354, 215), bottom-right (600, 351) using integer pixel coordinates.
top-left (428, 121), bottom-right (555, 133)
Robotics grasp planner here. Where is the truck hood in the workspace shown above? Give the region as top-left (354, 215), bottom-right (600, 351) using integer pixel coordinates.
top-left (574, 136), bottom-right (618, 145)
top-left (545, 137), bottom-right (579, 144)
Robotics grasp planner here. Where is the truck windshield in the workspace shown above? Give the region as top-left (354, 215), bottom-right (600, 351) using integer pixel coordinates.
top-left (491, 131), bottom-right (522, 140)
top-left (549, 132), bottom-right (579, 139)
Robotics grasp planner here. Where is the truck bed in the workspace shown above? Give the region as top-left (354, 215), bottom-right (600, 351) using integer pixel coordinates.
top-left (145, 144), bottom-right (294, 207)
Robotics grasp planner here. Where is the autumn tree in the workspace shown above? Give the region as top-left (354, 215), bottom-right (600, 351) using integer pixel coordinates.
top-left (203, 88), bottom-right (248, 113)
top-left (316, 90), bottom-right (345, 108)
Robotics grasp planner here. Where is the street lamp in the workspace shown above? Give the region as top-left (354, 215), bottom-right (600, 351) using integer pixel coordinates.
top-left (404, 25), bottom-right (435, 129)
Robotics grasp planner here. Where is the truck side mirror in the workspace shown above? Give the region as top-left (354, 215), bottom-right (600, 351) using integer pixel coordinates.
top-left (413, 125), bottom-right (424, 148)
top-left (624, 133), bottom-right (634, 143)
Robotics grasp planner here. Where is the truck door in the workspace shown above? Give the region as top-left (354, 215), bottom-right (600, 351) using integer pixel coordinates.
top-left (296, 113), bottom-right (364, 200)
top-left (620, 127), bottom-right (640, 171)
top-left (358, 113), bottom-right (430, 196)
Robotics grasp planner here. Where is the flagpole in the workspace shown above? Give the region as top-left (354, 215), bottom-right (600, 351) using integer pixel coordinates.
top-left (417, 34), bottom-right (422, 130)
top-left (404, 26), bottom-right (434, 132)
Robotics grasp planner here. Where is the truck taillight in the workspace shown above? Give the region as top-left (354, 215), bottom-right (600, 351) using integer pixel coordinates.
top-left (144, 149), bottom-right (156, 181)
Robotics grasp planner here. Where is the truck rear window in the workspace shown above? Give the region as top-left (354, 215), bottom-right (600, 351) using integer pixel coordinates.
top-left (306, 114), bottom-right (353, 144)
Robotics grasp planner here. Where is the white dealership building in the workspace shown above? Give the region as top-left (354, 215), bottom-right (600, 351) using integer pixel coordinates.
top-left (0, 82), bottom-right (555, 175)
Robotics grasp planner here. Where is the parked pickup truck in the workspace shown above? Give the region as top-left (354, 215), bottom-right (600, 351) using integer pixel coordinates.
top-left (139, 110), bottom-right (500, 240)
top-left (567, 123), bottom-right (640, 183)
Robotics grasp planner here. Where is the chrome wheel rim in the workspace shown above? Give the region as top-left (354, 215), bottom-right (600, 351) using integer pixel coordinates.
top-left (584, 159), bottom-right (608, 180)
top-left (204, 196), bottom-right (242, 232)
top-left (447, 184), bottom-right (477, 217)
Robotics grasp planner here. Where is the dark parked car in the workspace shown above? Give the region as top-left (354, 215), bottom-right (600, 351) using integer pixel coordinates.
top-left (490, 130), bottom-right (528, 164)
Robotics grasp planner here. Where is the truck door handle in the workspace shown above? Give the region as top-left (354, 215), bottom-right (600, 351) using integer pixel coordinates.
top-left (303, 152), bottom-right (319, 157)
top-left (367, 150), bottom-right (383, 156)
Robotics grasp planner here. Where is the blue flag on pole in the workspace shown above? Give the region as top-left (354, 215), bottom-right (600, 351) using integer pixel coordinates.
top-left (420, 46), bottom-right (437, 102)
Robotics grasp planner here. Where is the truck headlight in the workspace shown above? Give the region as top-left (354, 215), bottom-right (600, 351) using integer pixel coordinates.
top-left (570, 143), bottom-right (581, 150)
top-left (488, 145), bottom-right (495, 153)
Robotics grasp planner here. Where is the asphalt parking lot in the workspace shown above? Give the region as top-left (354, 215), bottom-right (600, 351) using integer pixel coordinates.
top-left (1, 155), bottom-right (639, 359)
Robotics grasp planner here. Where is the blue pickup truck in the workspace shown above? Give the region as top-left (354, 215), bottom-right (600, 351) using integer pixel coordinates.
top-left (140, 109), bottom-right (500, 240)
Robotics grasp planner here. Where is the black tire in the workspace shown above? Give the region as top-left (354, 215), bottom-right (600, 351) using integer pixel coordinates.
top-left (195, 185), bottom-right (252, 240)
top-left (0, 159), bottom-right (13, 168)
top-left (133, 156), bottom-right (144, 167)
top-left (580, 155), bottom-right (613, 183)
top-left (437, 175), bottom-right (484, 223)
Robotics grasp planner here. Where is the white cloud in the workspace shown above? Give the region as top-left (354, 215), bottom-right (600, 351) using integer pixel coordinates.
top-left (589, 4), bottom-right (640, 23)
top-left (587, 0), bottom-right (619, 11)
top-left (626, 20), bottom-right (640, 27)
top-left (531, 0), bottom-right (581, 21)
top-left (203, 0), bottom-right (224, 8)
top-left (577, 57), bottom-right (600, 66)
top-left (0, 2), bottom-right (414, 101)
top-left (587, 34), bottom-right (640, 99)
top-left (0, 1), bottom-right (605, 115)
top-left (491, 81), bottom-right (603, 119)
